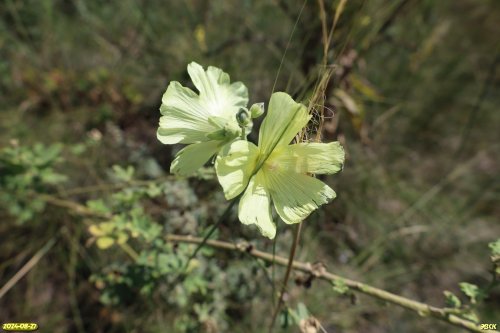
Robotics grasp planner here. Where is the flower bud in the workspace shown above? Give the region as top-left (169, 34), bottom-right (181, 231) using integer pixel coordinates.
top-left (236, 108), bottom-right (251, 126)
top-left (249, 102), bottom-right (264, 118)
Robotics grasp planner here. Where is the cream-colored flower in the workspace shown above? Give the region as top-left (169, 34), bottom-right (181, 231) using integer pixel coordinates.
top-left (157, 62), bottom-right (249, 176)
top-left (216, 92), bottom-right (344, 238)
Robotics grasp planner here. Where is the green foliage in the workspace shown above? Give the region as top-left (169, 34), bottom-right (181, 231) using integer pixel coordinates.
top-left (443, 290), bottom-right (461, 309)
top-left (81, 164), bottom-right (268, 331)
top-left (87, 183), bottom-right (221, 329)
top-left (489, 239), bottom-right (500, 257)
top-left (0, 143), bottom-right (66, 223)
top-left (286, 302), bottom-right (310, 326)
top-left (442, 242), bottom-right (499, 324)
top-left (88, 206), bottom-right (161, 250)
top-left (442, 289), bottom-right (479, 323)
top-left (110, 165), bottom-right (135, 183)
top-left (459, 282), bottom-right (482, 305)
top-left (86, 170), bottom-right (164, 249)
top-left (332, 278), bottom-right (350, 295)
top-left (490, 239), bottom-right (500, 278)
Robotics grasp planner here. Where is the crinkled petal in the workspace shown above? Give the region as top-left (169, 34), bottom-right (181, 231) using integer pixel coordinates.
top-left (258, 92), bottom-right (310, 162)
top-left (170, 140), bottom-right (222, 176)
top-left (158, 62), bottom-right (249, 145)
top-left (187, 62), bottom-right (248, 119)
top-left (215, 140), bottom-right (260, 199)
top-left (272, 142), bottom-right (345, 175)
top-left (158, 81), bottom-right (217, 144)
top-left (265, 169), bottom-right (336, 224)
top-left (238, 171), bottom-right (276, 239)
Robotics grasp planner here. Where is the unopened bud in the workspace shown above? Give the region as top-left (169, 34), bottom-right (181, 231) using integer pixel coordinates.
top-left (249, 102), bottom-right (264, 118)
top-left (236, 108), bottom-right (251, 126)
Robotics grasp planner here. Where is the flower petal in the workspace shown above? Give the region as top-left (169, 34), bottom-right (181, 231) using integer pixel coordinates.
top-left (215, 140), bottom-right (260, 199)
top-left (187, 62), bottom-right (248, 118)
top-left (265, 170), bottom-right (336, 224)
top-left (272, 142), bottom-right (345, 175)
top-left (170, 140), bottom-right (222, 176)
top-left (238, 172), bottom-right (276, 239)
top-left (258, 92), bottom-right (310, 162)
top-left (158, 62), bottom-right (249, 145)
top-left (158, 81), bottom-right (217, 144)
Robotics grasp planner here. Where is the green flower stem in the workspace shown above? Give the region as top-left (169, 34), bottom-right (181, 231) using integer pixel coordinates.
top-left (181, 197), bottom-right (238, 273)
top-left (165, 234), bottom-right (498, 333)
top-left (271, 224), bottom-right (279, 306)
top-left (160, 198), bottom-right (240, 300)
top-left (119, 243), bottom-right (139, 261)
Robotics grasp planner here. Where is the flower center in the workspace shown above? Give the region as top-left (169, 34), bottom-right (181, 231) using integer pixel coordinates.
top-left (265, 160), bottom-right (280, 172)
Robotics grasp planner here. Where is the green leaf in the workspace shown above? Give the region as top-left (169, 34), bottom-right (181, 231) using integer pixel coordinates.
top-left (88, 224), bottom-right (104, 236)
top-left (96, 236), bottom-right (115, 249)
top-left (112, 165), bottom-right (135, 182)
top-left (461, 310), bottom-right (479, 324)
top-left (86, 199), bottom-right (111, 214)
top-left (116, 232), bottom-right (129, 244)
top-left (489, 239), bottom-right (500, 260)
top-left (296, 302), bottom-right (309, 321)
top-left (41, 170), bottom-right (67, 184)
top-left (459, 282), bottom-right (480, 304)
top-left (70, 143), bottom-right (87, 155)
top-left (146, 184), bottom-right (162, 198)
top-left (443, 290), bottom-right (461, 308)
top-left (332, 279), bottom-right (349, 295)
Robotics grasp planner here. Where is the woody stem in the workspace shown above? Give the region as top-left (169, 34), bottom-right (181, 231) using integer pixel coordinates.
top-left (268, 222), bottom-right (303, 332)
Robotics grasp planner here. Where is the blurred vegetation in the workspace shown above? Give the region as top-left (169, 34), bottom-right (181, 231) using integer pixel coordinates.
top-left (0, 0), bottom-right (499, 332)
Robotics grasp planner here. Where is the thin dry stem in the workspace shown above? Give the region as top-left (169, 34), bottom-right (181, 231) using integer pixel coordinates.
top-left (165, 234), bottom-right (497, 333)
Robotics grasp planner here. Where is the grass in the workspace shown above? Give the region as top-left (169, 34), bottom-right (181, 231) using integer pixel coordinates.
top-left (1, 0), bottom-right (499, 332)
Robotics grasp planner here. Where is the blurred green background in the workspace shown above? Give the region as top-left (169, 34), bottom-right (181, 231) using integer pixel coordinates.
top-left (0, 0), bottom-right (499, 332)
